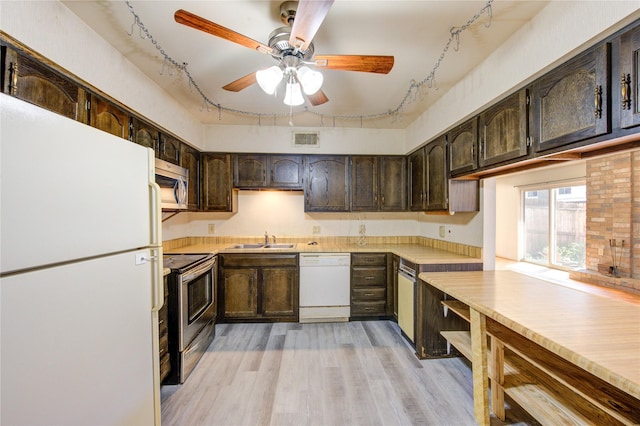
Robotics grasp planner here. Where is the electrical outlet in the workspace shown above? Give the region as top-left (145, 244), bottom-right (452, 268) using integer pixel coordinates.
top-left (312, 225), bottom-right (321, 234)
top-left (359, 224), bottom-right (366, 234)
top-left (208, 224), bottom-right (216, 234)
top-left (439, 225), bottom-right (445, 238)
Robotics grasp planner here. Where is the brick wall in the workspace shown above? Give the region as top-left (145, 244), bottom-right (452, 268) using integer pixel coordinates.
top-left (585, 149), bottom-right (639, 279)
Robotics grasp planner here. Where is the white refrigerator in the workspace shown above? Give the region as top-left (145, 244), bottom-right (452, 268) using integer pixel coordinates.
top-left (0, 94), bottom-right (163, 425)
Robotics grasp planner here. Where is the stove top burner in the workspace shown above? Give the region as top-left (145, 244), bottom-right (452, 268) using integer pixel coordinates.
top-left (163, 254), bottom-right (211, 271)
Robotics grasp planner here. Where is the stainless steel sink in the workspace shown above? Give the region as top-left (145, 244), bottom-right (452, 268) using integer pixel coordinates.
top-left (226, 243), bottom-right (266, 249)
top-left (264, 243), bottom-right (296, 249)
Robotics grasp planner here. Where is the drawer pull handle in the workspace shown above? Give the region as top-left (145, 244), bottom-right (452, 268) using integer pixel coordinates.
top-left (364, 293), bottom-right (375, 296)
top-left (365, 276), bottom-right (375, 280)
top-left (365, 307), bottom-right (374, 311)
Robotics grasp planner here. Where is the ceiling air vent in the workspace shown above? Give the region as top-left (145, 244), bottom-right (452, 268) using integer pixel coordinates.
top-left (292, 132), bottom-right (319, 148)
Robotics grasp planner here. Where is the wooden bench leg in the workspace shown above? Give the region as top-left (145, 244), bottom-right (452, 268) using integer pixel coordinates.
top-left (491, 337), bottom-right (505, 421)
top-left (470, 308), bottom-right (490, 426)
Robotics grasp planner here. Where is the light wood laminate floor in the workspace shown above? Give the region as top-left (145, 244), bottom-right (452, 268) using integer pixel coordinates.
top-left (161, 321), bottom-right (537, 425)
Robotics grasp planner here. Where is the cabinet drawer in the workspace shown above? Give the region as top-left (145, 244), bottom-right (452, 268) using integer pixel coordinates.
top-left (352, 287), bottom-right (386, 301)
top-left (159, 333), bottom-right (169, 358)
top-left (351, 301), bottom-right (386, 316)
top-left (351, 253), bottom-right (387, 266)
top-left (352, 267), bottom-right (386, 286)
top-left (160, 353), bottom-right (171, 383)
top-left (221, 253), bottom-right (298, 268)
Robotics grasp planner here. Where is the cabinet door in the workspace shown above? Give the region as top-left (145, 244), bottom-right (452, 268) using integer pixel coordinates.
top-left (159, 134), bottom-right (180, 164)
top-left (261, 267), bottom-right (298, 319)
top-left (479, 90), bottom-right (529, 167)
top-left (379, 156), bottom-right (407, 211)
top-left (425, 136), bottom-right (448, 211)
top-left (234, 154), bottom-right (267, 188)
top-left (305, 155), bottom-right (349, 211)
top-left (132, 117), bottom-right (159, 152)
top-left (532, 43), bottom-right (610, 152)
top-left (408, 148), bottom-right (426, 211)
top-left (179, 144), bottom-right (200, 211)
top-left (448, 119), bottom-right (477, 176)
top-left (88, 94), bottom-right (130, 140)
top-left (202, 153), bottom-right (234, 212)
top-left (222, 268), bottom-right (258, 318)
top-left (351, 156), bottom-right (378, 211)
top-left (270, 155), bottom-right (303, 189)
top-left (620, 25), bottom-right (640, 129)
top-left (2, 46), bottom-right (80, 120)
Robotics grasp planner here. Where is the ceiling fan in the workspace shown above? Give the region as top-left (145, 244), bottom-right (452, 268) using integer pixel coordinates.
top-left (174, 0), bottom-right (394, 106)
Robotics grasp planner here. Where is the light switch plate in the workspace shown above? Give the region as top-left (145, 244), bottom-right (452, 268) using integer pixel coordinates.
top-left (439, 225), bottom-right (445, 238)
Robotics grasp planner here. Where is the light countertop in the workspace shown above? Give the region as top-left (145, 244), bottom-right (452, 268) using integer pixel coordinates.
top-left (164, 242), bottom-right (482, 265)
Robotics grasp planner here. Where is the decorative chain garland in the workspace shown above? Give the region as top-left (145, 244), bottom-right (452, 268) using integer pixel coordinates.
top-left (124, 0), bottom-right (494, 126)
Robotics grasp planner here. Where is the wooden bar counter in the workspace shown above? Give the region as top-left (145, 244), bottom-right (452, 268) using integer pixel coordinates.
top-left (419, 270), bottom-right (640, 425)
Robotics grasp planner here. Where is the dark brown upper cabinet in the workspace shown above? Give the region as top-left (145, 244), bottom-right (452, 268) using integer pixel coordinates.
top-left (234, 155), bottom-right (267, 188)
top-left (620, 25), bottom-right (640, 129)
top-left (351, 156), bottom-right (406, 212)
top-left (270, 155), bottom-right (303, 189)
top-left (425, 136), bottom-right (448, 211)
top-left (408, 147), bottom-right (426, 211)
top-left (448, 119), bottom-right (477, 177)
top-left (409, 136), bottom-right (448, 211)
top-left (379, 156), bottom-right (407, 211)
top-left (305, 155), bottom-right (349, 212)
top-left (2, 46), bottom-right (80, 121)
top-left (88, 94), bottom-right (130, 140)
top-left (478, 89), bottom-right (529, 168)
top-left (180, 143), bottom-right (200, 211)
top-left (159, 133), bottom-right (180, 164)
top-left (202, 153), bottom-right (235, 212)
top-left (234, 154), bottom-right (303, 189)
top-left (531, 43), bottom-right (611, 153)
top-left (131, 117), bottom-right (159, 153)
top-left (351, 156), bottom-right (378, 211)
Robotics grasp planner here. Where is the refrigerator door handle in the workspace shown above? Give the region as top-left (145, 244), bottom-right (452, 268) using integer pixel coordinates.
top-left (150, 247), bottom-right (163, 312)
top-left (148, 149), bottom-right (163, 313)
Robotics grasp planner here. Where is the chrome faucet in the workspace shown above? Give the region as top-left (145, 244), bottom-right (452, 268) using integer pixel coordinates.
top-left (272, 235), bottom-right (276, 244)
top-left (264, 231), bottom-right (269, 245)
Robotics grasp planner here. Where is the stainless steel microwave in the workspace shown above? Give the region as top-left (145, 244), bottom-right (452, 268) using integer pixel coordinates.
top-left (155, 158), bottom-right (188, 210)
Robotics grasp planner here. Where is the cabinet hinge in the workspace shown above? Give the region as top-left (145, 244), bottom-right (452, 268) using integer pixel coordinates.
top-left (526, 95), bottom-right (531, 106)
top-left (526, 136), bottom-right (532, 147)
top-left (85, 99), bottom-right (91, 112)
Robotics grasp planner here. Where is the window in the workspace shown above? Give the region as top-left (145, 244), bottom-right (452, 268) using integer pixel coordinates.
top-left (522, 184), bottom-right (586, 270)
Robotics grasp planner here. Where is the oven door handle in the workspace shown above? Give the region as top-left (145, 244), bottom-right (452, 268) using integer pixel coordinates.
top-left (182, 258), bottom-right (216, 283)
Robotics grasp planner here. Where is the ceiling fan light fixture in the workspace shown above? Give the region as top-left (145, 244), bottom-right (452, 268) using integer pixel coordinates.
top-left (284, 81), bottom-right (304, 106)
top-left (297, 66), bottom-right (323, 95)
top-left (256, 65), bottom-right (283, 95)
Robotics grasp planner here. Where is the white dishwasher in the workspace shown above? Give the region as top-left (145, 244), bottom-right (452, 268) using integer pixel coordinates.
top-left (299, 253), bottom-right (351, 323)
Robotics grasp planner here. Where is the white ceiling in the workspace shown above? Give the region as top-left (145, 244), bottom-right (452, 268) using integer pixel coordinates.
top-left (62, 0), bottom-right (549, 129)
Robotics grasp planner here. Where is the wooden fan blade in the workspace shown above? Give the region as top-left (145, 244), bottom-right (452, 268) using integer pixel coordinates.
top-left (222, 72), bottom-right (257, 92)
top-left (289, 0), bottom-right (334, 52)
top-left (314, 55), bottom-right (394, 74)
top-left (307, 90), bottom-right (329, 106)
top-left (175, 9), bottom-right (272, 54)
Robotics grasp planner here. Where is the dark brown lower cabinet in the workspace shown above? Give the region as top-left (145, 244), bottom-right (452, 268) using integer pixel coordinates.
top-left (414, 263), bottom-right (482, 359)
top-left (159, 274), bottom-right (171, 383)
top-left (350, 253), bottom-right (389, 318)
top-left (219, 254), bottom-right (298, 322)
